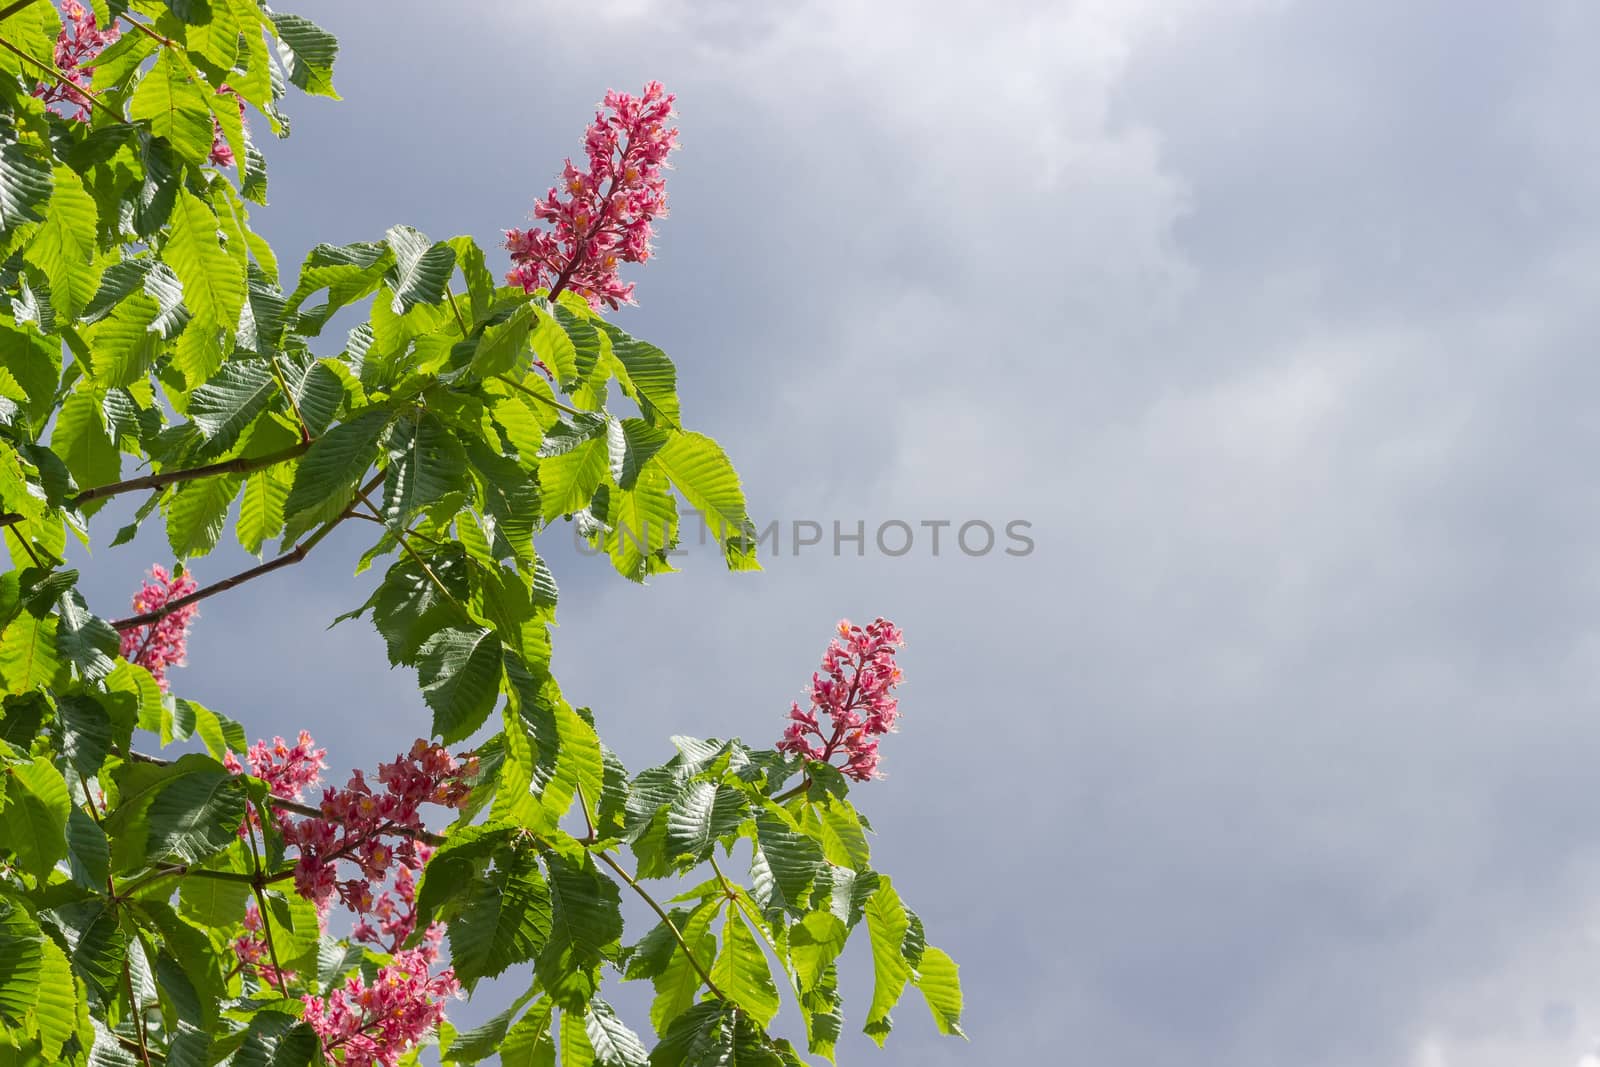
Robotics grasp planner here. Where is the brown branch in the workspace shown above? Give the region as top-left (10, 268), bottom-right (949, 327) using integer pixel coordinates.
top-left (593, 848), bottom-right (724, 999)
top-left (110, 471), bottom-right (383, 632)
top-left (0, 35), bottom-right (122, 122)
top-left (73, 441), bottom-right (312, 508)
top-left (125, 749), bottom-right (445, 846)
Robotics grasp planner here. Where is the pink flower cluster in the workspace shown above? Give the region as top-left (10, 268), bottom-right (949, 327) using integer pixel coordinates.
top-left (233, 903), bottom-right (296, 989)
top-left (302, 926), bottom-right (460, 1067)
top-left (272, 739), bottom-right (477, 952)
top-left (505, 81), bottom-right (679, 308)
top-left (34, 1), bottom-right (119, 122)
top-left (208, 88), bottom-right (246, 168)
top-left (777, 618), bottom-right (906, 781)
top-left (225, 730), bottom-right (327, 801)
top-left (118, 565), bottom-right (199, 691)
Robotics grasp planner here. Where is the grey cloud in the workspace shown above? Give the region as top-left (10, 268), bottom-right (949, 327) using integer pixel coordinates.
top-left (60, 1), bottom-right (1600, 1063)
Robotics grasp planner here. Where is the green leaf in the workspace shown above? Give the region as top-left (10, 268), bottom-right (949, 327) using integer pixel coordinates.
top-left (418, 627), bottom-right (501, 743)
top-left (188, 359), bottom-right (276, 448)
top-left (470, 302), bottom-right (533, 377)
top-left (50, 898), bottom-right (125, 1002)
top-left (912, 945), bottom-right (964, 1037)
top-left (382, 413), bottom-right (468, 528)
top-left (270, 12), bottom-right (340, 98)
top-left (601, 324), bottom-right (679, 426)
top-left (385, 225), bottom-right (454, 313)
top-left (281, 407), bottom-right (391, 538)
top-left (83, 293), bottom-right (164, 387)
top-left (788, 911), bottom-right (847, 993)
top-left (178, 872), bottom-right (250, 928)
top-left (0, 757), bottom-right (69, 879)
top-left (561, 1005), bottom-right (597, 1067)
top-left (234, 1011), bottom-right (318, 1067)
top-left (537, 435), bottom-right (608, 522)
top-left (105, 754), bottom-right (246, 871)
top-left (447, 864), bottom-right (553, 990)
top-left (165, 187), bottom-right (245, 337)
top-left (862, 881), bottom-right (913, 1045)
top-left (499, 999), bottom-right (557, 1067)
top-left (66, 806), bottom-right (109, 890)
top-left (585, 999), bottom-right (649, 1067)
top-left (751, 812), bottom-right (824, 917)
top-left (23, 166), bottom-right (98, 322)
top-left (648, 898), bottom-right (718, 1035)
top-left (129, 51), bottom-right (215, 165)
top-left (0, 138), bottom-right (51, 236)
top-left (811, 797), bottom-right (870, 871)
top-left (30, 935), bottom-right (80, 1059)
top-left (184, 0), bottom-right (241, 70)
top-left (237, 466), bottom-right (290, 555)
top-left (444, 983), bottom-right (539, 1064)
top-left (55, 591), bottom-right (120, 683)
top-left (57, 693), bottom-right (114, 777)
top-left (666, 782), bottom-right (748, 864)
top-left (600, 467), bottom-right (679, 583)
top-left (0, 895), bottom-right (44, 1024)
top-left (164, 472), bottom-right (242, 558)
top-left (50, 391), bottom-right (119, 511)
top-left (711, 903), bottom-right (781, 1028)
top-left (654, 432), bottom-right (758, 571)
top-left (537, 852), bottom-right (623, 1009)
top-left (651, 1001), bottom-right (801, 1067)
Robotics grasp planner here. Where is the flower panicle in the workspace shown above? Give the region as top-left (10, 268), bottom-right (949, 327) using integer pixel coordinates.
top-left (504, 81), bottom-right (679, 309)
top-left (776, 618), bottom-right (906, 781)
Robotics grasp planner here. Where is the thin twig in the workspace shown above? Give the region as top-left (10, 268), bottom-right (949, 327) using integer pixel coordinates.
top-left (110, 472), bottom-right (382, 632)
top-left (245, 797), bottom-right (290, 997)
top-left (494, 372), bottom-right (584, 418)
top-left (73, 441), bottom-right (312, 507)
top-left (592, 848), bottom-right (724, 999)
top-left (0, 36), bottom-right (122, 121)
top-left (122, 959), bottom-right (153, 1066)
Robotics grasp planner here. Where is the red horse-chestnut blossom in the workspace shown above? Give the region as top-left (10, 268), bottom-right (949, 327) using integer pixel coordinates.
top-left (302, 926), bottom-right (460, 1067)
top-left (777, 618), bottom-right (906, 781)
top-left (34, 0), bottom-right (119, 122)
top-left (505, 81), bottom-right (679, 308)
top-left (118, 565), bottom-right (199, 690)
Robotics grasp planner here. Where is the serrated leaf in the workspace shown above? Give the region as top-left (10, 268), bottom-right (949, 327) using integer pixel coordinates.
top-left (66, 806), bottom-right (109, 889)
top-left (50, 392), bottom-right (119, 513)
top-left (666, 782), bottom-right (749, 864)
top-left (165, 187), bottom-right (245, 337)
top-left (447, 865), bottom-right (552, 990)
top-left (129, 50), bottom-right (215, 165)
top-left (385, 224), bottom-right (454, 314)
top-left (585, 999), bottom-right (649, 1067)
top-left (188, 359), bottom-right (275, 447)
top-left (648, 898), bottom-right (718, 1035)
top-left (0, 757), bottom-right (69, 879)
top-left (23, 166), bottom-right (98, 322)
top-left (0, 139), bottom-right (52, 236)
top-left (912, 945), bottom-right (964, 1037)
top-left (537, 852), bottom-right (622, 1009)
top-left (500, 999), bottom-right (556, 1067)
top-left (418, 626), bottom-right (501, 743)
top-left (382, 412), bottom-right (467, 528)
top-left (711, 903), bottom-right (781, 1028)
top-left (601, 324), bottom-right (679, 426)
top-left (270, 12), bottom-right (339, 98)
top-left (237, 466), bottom-right (290, 555)
top-left (654, 431), bottom-right (758, 571)
top-left (862, 881), bottom-right (912, 1045)
top-left (164, 472), bottom-right (242, 558)
top-left (280, 407), bottom-right (390, 537)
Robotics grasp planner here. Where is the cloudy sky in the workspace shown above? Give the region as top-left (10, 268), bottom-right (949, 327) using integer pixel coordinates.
top-left (69, 1), bottom-right (1600, 1064)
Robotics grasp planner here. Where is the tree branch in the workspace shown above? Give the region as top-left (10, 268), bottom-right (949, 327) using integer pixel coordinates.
top-left (73, 441), bottom-right (312, 508)
top-left (110, 471), bottom-right (382, 632)
top-left (0, 35), bottom-right (122, 122)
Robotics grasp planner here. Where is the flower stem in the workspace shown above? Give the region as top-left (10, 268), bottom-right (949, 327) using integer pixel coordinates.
top-left (494, 372), bottom-right (584, 418)
top-left (591, 848), bottom-right (724, 999)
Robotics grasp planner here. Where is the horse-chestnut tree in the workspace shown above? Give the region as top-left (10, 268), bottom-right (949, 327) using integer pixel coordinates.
top-left (0, 4), bottom-right (963, 1065)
